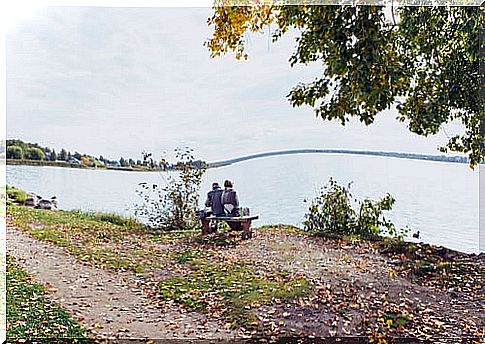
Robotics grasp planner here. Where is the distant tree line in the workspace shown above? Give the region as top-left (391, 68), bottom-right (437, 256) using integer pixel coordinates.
top-left (6, 139), bottom-right (148, 168)
top-left (7, 140), bottom-right (48, 161)
top-left (6, 139), bottom-right (207, 170)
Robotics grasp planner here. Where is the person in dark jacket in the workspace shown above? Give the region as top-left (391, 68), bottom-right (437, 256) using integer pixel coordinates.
top-left (222, 179), bottom-right (241, 230)
top-left (205, 182), bottom-right (225, 216)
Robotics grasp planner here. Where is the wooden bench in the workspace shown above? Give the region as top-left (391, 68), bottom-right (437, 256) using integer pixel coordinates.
top-left (201, 215), bottom-right (259, 239)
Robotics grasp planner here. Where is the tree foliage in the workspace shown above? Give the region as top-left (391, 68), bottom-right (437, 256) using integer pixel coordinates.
top-left (206, 5), bottom-right (483, 166)
top-left (50, 149), bottom-right (57, 161)
top-left (303, 178), bottom-right (405, 238)
top-left (58, 149), bottom-right (68, 161)
top-left (6, 146), bottom-right (23, 160)
top-left (80, 155), bottom-right (92, 166)
top-left (23, 147), bottom-right (45, 161)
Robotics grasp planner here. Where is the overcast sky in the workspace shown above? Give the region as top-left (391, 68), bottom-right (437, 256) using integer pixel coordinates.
top-left (6, 6), bottom-right (463, 162)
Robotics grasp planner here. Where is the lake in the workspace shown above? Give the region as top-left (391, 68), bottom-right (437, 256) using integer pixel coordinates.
top-left (6, 154), bottom-right (480, 253)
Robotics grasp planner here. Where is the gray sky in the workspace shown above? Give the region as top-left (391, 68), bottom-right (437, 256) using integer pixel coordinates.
top-left (6, 6), bottom-right (462, 162)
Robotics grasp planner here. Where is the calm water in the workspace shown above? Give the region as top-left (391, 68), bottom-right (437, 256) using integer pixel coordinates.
top-left (6, 154), bottom-right (480, 253)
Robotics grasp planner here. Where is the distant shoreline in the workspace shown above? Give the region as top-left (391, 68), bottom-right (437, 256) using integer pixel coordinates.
top-left (5, 159), bottom-right (162, 172)
top-left (6, 149), bottom-right (470, 172)
top-left (208, 149), bottom-right (469, 168)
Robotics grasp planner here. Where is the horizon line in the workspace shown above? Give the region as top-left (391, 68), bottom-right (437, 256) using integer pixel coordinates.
top-left (208, 148), bottom-right (469, 167)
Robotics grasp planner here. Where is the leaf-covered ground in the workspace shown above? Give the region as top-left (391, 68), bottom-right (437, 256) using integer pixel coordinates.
top-left (7, 205), bottom-right (485, 341)
top-left (7, 255), bottom-right (87, 340)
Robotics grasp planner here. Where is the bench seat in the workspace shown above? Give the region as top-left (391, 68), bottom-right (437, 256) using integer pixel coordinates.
top-left (205, 215), bottom-right (259, 221)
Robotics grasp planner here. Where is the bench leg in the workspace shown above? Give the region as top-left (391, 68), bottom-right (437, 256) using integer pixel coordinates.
top-left (241, 220), bottom-right (252, 240)
top-left (201, 218), bottom-right (210, 235)
top-left (209, 221), bottom-right (218, 234)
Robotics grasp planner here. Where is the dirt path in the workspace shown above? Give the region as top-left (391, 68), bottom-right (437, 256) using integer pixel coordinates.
top-left (7, 224), bottom-right (236, 339)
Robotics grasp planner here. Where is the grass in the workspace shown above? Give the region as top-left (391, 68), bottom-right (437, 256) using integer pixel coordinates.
top-left (8, 205), bottom-right (147, 240)
top-left (7, 205), bottom-right (165, 273)
top-left (73, 210), bottom-right (144, 229)
top-left (158, 252), bottom-right (313, 329)
top-left (7, 255), bottom-right (87, 339)
top-left (411, 260), bottom-right (451, 276)
top-left (6, 185), bottom-right (30, 205)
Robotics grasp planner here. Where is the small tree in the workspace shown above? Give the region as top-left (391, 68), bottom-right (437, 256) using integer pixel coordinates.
top-left (6, 146), bottom-right (23, 159)
top-left (50, 149), bottom-right (57, 161)
top-left (24, 147), bottom-right (45, 161)
top-left (304, 179), bottom-right (356, 235)
top-left (135, 148), bottom-right (205, 230)
top-left (304, 178), bottom-right (405, 238)
top-left (59, 149), bottom-right (68, 161)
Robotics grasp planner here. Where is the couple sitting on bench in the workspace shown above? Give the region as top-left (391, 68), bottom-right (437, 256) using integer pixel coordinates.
top-left (205, 179), bottom-right (242, 231)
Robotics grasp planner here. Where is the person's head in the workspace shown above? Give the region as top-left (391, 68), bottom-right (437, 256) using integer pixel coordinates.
top-left (212, 182), bottom-right (220, 190)
top-left (224, 179), bottom-right (233, 188)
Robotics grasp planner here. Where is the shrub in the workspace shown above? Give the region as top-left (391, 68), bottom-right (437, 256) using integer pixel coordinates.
top-left (304, 179), bottom-right (356, 234)
top-left (135, 148), bottom-right (205, 230)
top-left (303, 178), bottom-right (405, 239)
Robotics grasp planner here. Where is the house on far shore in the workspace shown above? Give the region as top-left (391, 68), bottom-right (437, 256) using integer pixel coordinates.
top-left (68, 157), bottom-right (81, 165)
top-left (105, 160), bottom-right (121, 167)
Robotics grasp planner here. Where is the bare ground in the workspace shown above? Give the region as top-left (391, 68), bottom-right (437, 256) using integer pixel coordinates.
top-left (7, 221), bottom-right (484, 340)
top-left (225, 229), bottom-right (484, 338)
